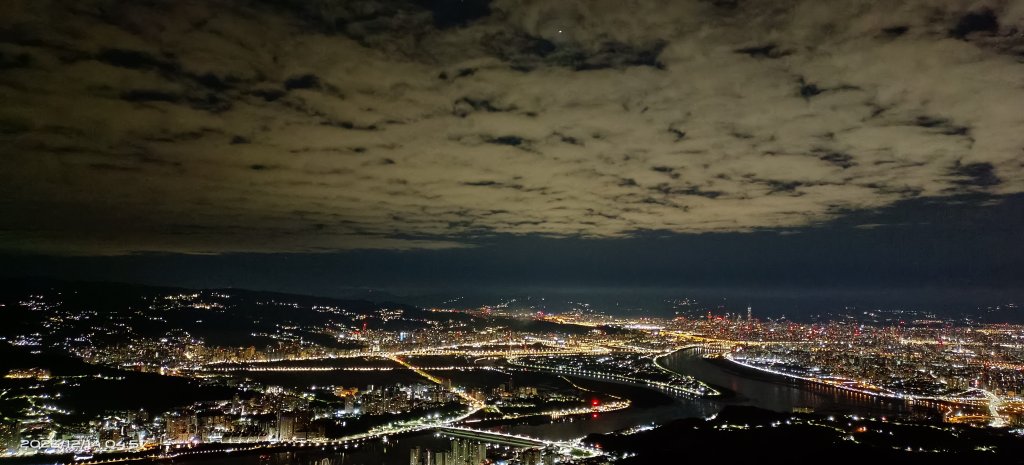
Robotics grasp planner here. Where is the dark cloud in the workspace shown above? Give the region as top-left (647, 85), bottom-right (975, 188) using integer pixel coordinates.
top-left (951, 161), bottom-right (1001, 188)
top-left (486, 135), bottom-right (526, 146)
top-left (799, 80), bottom-right (823, 100)
top-left (95, 48), bottom-right (179, 74)
top-left (248, 88), bottom-right (286, 102)
top-left (0, 50), bottom-right (32, 69)
top-left (483, 31), bottom-right (666, 71)
top-left (764, 180), bottom-right (804, 194)
top-left (734, 44), bottom-right (791, 59)
top-left (452, 97), bottom-right (512, 117)
top-left (913, 116), bottom-right (971, 137)
top-left (651, 166), bottom-right (680, 179)
top-left (881, 26), bottom-right (909, 38)
top-left (321, 120), bottom-right (378, 131)
top-left (439, 68), bottom-right (477, 80)
top-left (0, 0), bottom-right (1022, 256)
top-left (463, 180), bottom-right (524, 190)
top-left (652, 183), bottom-right (723, 199)
top-left (915, 116), bottom-right (950, 128)
top-left (417, 0), bottom-right (491, 29)
top-left (89, 162), bottom-right (141, 173)
top-left (120, 89), bottom-right (180, 103)
top-left (192, 72), bottom-right (235, 92)
top-left (284, 74), bottom-right (320, 90)
top-left (568, 40), bottom-right (667, 71)
top-left (950, 9), bottom-right (999, 39)
top-left (555, 133), bottom-right (583, 146)
top-left (818, 152), bottom-right (856, 169)
top-left (484, 31), bottom-right (557, 63)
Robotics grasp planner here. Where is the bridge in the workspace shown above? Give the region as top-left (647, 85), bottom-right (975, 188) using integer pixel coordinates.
top-left (435, 426), bottom-right (548, 448)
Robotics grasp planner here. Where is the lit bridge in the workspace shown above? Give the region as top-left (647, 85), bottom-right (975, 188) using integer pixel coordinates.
top-left (435, 426), bottom-right (548, 448)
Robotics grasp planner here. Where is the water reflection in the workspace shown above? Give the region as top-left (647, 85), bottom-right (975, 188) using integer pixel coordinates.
top-left (658, 349), bottom-right (912, 416)
top-left (499, 348), bottom-right (912, 440)
top-left (171, 349), bottom-right (916, 464)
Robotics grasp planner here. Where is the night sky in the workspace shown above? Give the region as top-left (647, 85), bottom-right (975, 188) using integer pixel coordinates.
top-left (1, 1), bottom-right (1022, 306)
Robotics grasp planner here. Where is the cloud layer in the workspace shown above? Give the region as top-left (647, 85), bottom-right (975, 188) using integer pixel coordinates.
top-left (1, 0), bottom-right (1022, 254)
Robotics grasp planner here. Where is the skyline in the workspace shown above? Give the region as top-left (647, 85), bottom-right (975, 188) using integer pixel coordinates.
top-left (4, 279), bottom-right (1024, 464)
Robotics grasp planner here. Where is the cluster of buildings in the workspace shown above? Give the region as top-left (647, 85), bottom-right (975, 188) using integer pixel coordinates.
top-left (410, 439), bottom-right (487, 465)
top-left (490, 379), bottom-right (540, 399)
top-left (6, 396), bottom-right (325, 456)
top-left (721, 323), bottom-right (1024, 398)
top-left (162, 409), bottom-right (321, 443)
top-left (358, 384), bottom-right (458, 415)
top-left (2, 379), bottom-right (469, 457)
top-left (72, 332), bottom-right (348, 373)
top-left (409, 439), bottom-right (560, 465)
top-left (2, 367), bottom-right (50, 380)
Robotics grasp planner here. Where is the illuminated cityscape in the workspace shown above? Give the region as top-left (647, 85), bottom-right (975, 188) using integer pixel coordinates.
top-left (3, 0), bottom-right (1024, 463)
top-left (2, 283), bottom-right (1024, 464)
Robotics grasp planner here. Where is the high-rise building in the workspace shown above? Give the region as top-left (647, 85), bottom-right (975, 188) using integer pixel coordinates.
top-left (165, 414), bottom-right (197, 443)
top-left (747, 305), bottom-right (753, 321)
top-left (426, 438), bottom-right (487, 465)
top-left (276, 413), bottom-right (296, 441)
top-left (276, 411), bottom-right (312, 441)
top-left (410, 446), bottom-right (422, 465)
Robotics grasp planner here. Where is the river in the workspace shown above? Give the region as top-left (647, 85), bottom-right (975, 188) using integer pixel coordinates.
top-left (162, 348), bottom-right (917, 464)
top-left (496, 348), bottom-right (914, 441)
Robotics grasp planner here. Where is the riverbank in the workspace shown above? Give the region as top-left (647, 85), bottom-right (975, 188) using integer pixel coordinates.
top-left (657, 348), bottom-right (923, 418)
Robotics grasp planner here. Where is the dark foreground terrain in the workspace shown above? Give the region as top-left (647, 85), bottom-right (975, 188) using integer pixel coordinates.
top-left (585, 406), bottom-right (1024, 464)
